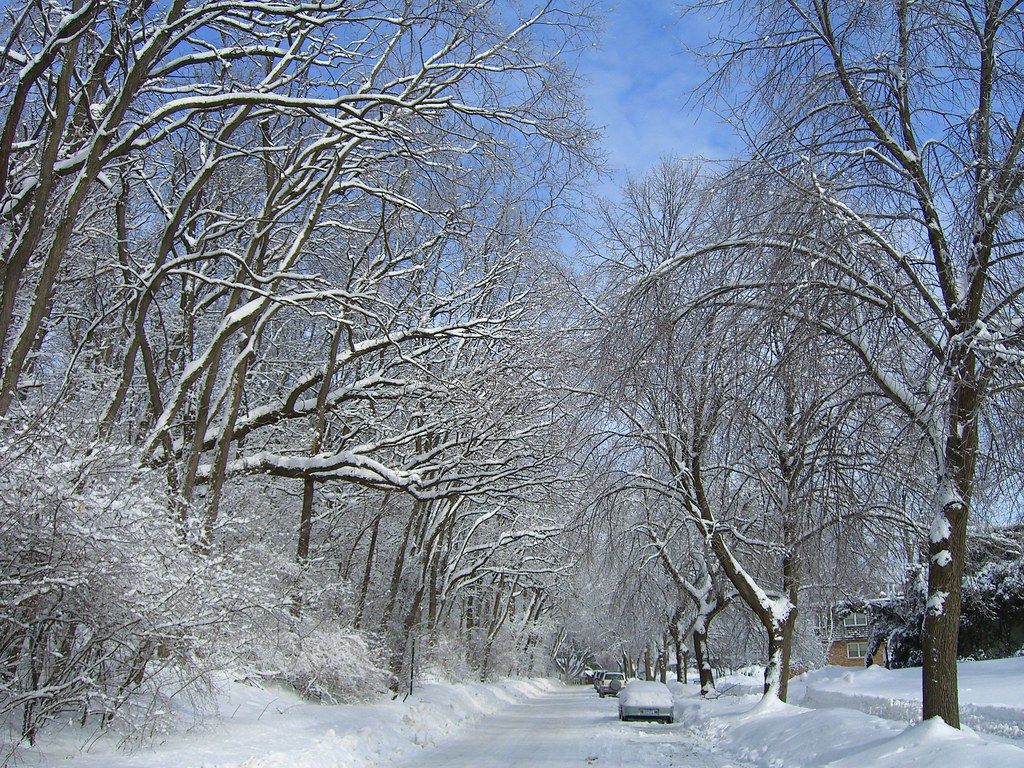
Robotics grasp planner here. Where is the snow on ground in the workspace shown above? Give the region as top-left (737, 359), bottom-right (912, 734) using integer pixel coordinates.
top-left (8, 676), bottom-right (560, 768)
top-left (796, 657), bottom-right (1024, 741)
top-left (11, 661), bottom-right (1024, 768)
top-left (391, 685), bottom-right (742, 768)
top-left (716, 655), bottom-right (1024, 741)
top-left (678, 686), bottom-right (1024, 768)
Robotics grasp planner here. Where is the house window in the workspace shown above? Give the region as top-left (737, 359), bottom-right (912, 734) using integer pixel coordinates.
top-left (843, 611), bottom-right (868, 628)
top-left (847, 641), bottom-right (869, 659)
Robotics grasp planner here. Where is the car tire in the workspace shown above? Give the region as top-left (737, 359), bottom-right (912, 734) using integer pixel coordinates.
top-left (599, 692), bottom-right (605, 698)
top-left (665, 716), bottom-right (674, 724)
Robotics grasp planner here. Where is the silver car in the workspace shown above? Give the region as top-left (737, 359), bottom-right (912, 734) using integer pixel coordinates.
top-left (618, 681), bottom-right (674, 723)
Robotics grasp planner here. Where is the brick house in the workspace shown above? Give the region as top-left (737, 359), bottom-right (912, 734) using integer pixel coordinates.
top-left (821, 606), bottom-right (886, 667)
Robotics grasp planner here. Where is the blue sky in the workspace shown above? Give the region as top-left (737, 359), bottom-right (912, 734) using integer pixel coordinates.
top-left (578, 1), bottom-right (740, 185)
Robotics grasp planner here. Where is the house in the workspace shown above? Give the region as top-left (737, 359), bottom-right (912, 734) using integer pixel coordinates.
top-left (820, 606), bottom-right (886, 667)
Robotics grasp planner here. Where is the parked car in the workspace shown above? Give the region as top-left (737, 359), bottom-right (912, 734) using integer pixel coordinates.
top-left (618, 681), bottom-right (674, 723)
top-left (592, 670), bottom-right (607, 693)
top-left (597, 671), bottom-right (626, 697)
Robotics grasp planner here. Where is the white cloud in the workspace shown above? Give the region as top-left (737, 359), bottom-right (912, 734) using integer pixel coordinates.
top-left (579, 0), bottom-right (739, 181)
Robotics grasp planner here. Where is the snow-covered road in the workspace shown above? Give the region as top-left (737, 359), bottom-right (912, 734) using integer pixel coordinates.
top-left (391, 686), bottom-right (744, 768)
top-left (18, 674), bottom-right (1024, 768)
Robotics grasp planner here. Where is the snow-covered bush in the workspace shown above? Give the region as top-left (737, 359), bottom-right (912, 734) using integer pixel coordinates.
top-left (960, 559), bottom-right (1024, 659)
top-left (0, 426), bottom-right (389, 743)
top-left (249, 626), bottom-right (388, 704)
top-left (0, 429), bottom-right (221, 743)
top-left (866, 536), bottom-right (1024, 668)
top-left (419, 631), bottom-right (479, 683)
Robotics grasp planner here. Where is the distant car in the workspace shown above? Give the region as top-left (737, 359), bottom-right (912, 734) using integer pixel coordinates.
top-left (618, 681), bottom-right (674, 723)
top-left (592, 670), bottom-right (607, 693)
top-left (597, 671), bottom-right (626, 697)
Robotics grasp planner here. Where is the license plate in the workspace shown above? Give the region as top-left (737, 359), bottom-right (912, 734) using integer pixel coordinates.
top-left (640, 708), bottom-right (658, 716)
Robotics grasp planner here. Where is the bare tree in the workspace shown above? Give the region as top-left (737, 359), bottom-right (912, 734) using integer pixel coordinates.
top-left (675, 0), bottom-right (1024, 725)
top-left (588, 159), bottom-right (894, 701)
top-left (642, 507), bottom-right (733, 694)
top-left (0, 0), bottom-right (598, 742)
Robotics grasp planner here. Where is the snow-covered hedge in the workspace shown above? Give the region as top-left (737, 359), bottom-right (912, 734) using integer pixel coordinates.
top-left (0, 428), bottom-right (387, 744)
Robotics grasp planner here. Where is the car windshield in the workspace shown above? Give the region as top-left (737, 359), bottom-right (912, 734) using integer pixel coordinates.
top-left (606, 673), bottom-right (624, 680)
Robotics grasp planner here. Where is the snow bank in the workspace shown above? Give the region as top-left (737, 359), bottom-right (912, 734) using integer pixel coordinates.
top-left (796, 657), bottom-right (1024, 740)
top-left (10, 677), bottom-right (561, 768)
top-left (714, 656), bottom-right (1024, 741)
top-left (669, 657), bottom-right (1024, 768)
top-left (722, 701), bottom-right (1024, 768)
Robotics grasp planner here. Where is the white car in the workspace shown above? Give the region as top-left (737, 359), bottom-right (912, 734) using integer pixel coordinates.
top-left (617, 681), bottom-right (674, 723)
top-left (597, 671), bottom-right (626, 697)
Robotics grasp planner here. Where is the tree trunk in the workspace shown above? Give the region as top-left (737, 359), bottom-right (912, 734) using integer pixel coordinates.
top-left (294, 323), bottom-right (343, 592)
top-left (775, 550), bottom-right (800, 702)
top-left (380, 502), bottom-right (420, 637)
top-left (479, 582), bottom-right (513, 682)
top-left (354, 515), bottom-right (380, 630)
top-left (920, 344), bottom-right (977, 727)
top-left (0, 16), bottom-right (84, 417)
top-left (764, 629), bottom-right (786, 700)
top-left (389, 586), bottom-right (424, 692)
top-left (690, 452), bottom-right (794, 701)
top-left (658, 634), bottom-right (668, 684)
top-left (669, 614), bottom-right (685, 683)
top-left (921, 491), bottom-right (969, 726)
top-left (201, 338), bottom-right (254, 550)
top-left (693, 625), bottom-right (714, 696)
top-left (297, 478), bottom-right (314, 564)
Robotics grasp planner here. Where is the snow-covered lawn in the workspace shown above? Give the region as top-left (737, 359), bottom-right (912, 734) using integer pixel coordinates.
top-left (681, 656), bottom-right (1024, 766)
top-left (796, 657), bottom-right (1024, 741)
top-left (7, 677), bottom-right (560, 768)
top-left (710, 697), bottom-right (1024, 767)
top-left (718, 655), bottom-right (1024, 741)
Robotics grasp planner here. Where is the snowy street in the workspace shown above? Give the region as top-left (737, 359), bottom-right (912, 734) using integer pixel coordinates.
top-left (392, 687), bottom-right (744, 768)
top-left (12, 669), bottom-right (1024, 767)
